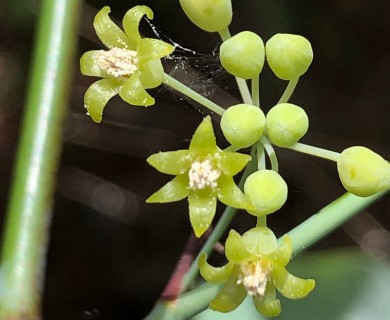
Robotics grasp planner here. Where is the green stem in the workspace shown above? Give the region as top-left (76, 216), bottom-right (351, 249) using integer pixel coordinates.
top-left (283, 191), bottom-right (388, 255)
top-left (256, 216), bottom-right (267, 227)
top-left (289, 142), bottom-right (340, 162)
top-left (0, 0), bottom-right (81, 318)
top-left (278, 76), bottom-right (299, 104)
top-left (163, 73), bottom-right (225, 116)
top-left (218, 27), bottom-right (231, 42)
top-left (256, 141), bottom-right (266, 170)
top-left (260, 136), bottom-right (279, 172)
top-left (252, 75), bottom-right (260, 108)
top-left (144, 282), bottom-right (221, 320)
top-left (180, 148), bottom-right (257, 292)
top-left (218, 27), bottom-right (252, 105)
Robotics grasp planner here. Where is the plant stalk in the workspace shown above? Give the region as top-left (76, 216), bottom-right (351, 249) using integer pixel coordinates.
top-left (0, 0), bottom-right (81, 318)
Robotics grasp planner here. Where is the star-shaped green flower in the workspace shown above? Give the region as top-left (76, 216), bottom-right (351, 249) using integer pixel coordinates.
top-left (80, 6), bottom-right (174, 123)
top-left (147, 116), bottom-right (252, 237)
top-left (199, 227), bottom-right (315, 317)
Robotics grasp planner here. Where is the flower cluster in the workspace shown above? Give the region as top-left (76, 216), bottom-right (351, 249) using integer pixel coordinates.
top-left (80, 2), bottom-right (390, 319)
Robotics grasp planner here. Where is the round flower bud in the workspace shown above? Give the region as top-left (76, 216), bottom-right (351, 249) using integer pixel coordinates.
top-left (266, 33), bottom-right (313, 80)
top-left (179, 0), bottom-right (232, 32)
top-left (220, 31), bottom-right (265, 79)
top-left (266, 103), bottom-right (309, 147)
top-left (244, 170), bottom-right (288, 217)
top-left (337, 146), bottom-right (390, 197)
top-left (221, 104), bottom-right (266, 148)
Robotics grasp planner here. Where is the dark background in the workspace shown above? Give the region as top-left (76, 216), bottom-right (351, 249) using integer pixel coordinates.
top-left (1, 0), bottom-right (390, 319)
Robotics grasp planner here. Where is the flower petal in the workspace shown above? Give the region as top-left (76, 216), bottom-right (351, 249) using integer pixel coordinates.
top-left (80, 50), bottom-right (109, 77)
top-left (146, 175), bottom-right (190, 203)
top-left (253, 281), bottom-right (281, 317)
top-left (94, 6), bottom-right (131, 49)
top-left (139, 59), bottom-right (164, 89)
top-left (267, 236), bottom-right (292, 267)
top-left (242, 227), bottom-right (278, 256)
top-left (84, 78), bottom-right (122, 123)
top-left (147, 150), bottom-right (195, 175)
top-left (119, 73), bottom-right (155, 106)
top-left (122, 5), bottom-right (153, 46)
top-left (188, 191), bottom-right (217, 237)
top-left (225, 230), bottom-right (253, 263)
top-left (273, 265), bottom-right (315, 299)
top-left (209, 268), bottom-right (247, 313)
top-left (198, 253), bottom-right (234, 284)
top-left (189, 116), bottom-right (218, 154)
top-left (218, 152), bottom-right (251, 176)
top-left (217, 176), bottom-right (252, 210)
top-left (137, 38), bottom-right (174, 65)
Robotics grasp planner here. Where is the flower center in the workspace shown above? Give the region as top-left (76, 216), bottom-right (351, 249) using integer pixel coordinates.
top-left (96, 48), bottom-right (139, 77)
top-left (237, 259), bottom-right (272, 296)
top-left (188, 159), bottom-right (220, 190)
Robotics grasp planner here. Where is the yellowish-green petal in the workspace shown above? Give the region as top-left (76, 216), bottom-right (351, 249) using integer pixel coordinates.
top-left (146, 175), bottom-right (190, 203)
top-left (139, 59), bottom-right (164, 89)
top-left (198, 254), bottom-right (234, 284)
top-left (119, 73), bottom-right (155, 106)
top-left (273, 266), bottom-right (315, 299)
top-left (84, 78), bottom-right (122, 123)
top-left (94, 6), bottom-right (131, 49)
top-left (122, 5), bottom-right (153, 46)
top-left (209, 268), bottom-right (247, 313)
top-left (242, 227), bottom-right (278, 256)
top-left (189, 116), bottom-right (218, 154)
top-left (254, 281), bottom-right (281, 317)
top-left (218, 152), bottom-right (251, 176)
top-left (188, 191), bottom-right (217, 237)
top-left (80, 50), bottom-right (109, 77)
top-left (225, 229), bottom-right (253, 263)
top-left (137, 38), bottom-right (174, 65)
top-left (266, 236), bottom-right (292, 267)
top-left (217, 176), bottom-right (252, 210)
top-left (147, 150), bottom-right (195, 175)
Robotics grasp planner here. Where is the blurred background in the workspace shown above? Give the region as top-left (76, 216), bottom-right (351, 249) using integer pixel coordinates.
top-left (1, 0), bottom-right (390, 319)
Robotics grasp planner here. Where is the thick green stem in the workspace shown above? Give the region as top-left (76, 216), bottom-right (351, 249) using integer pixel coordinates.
top-left (163, 73), bottom-right (225, 116)
top-left (0, 0), bottom-right (81, 318)
top-left (144, 282), bottom-right (221, 320)
top-left (278, 77), bottom-right (299, 104)
top-left (284, 191), bottom-right (387, 255)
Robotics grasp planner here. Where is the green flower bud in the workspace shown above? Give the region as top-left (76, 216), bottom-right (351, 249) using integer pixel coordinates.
top-left (220, 31), bottom-right (265, 79)
top-left (221, 104), bottom-right (266, 148)
top-left (266, 33), bottom-right (313, 80)
top-left (337, 146), bottom-right (390, 197)
top-left (244, 170), bottom-right (288, 217)
top-left (179, 0), bottom-right (232, 32)
top-left (266, 103), bottom-right (309, 147)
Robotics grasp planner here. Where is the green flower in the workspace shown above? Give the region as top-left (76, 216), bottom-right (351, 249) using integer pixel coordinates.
top-left (80, 6), bottom-right (174, 123)
top-left (199, 227), bottom-right (315, 317)
top-left (147, 116), bottom-right (252, 237)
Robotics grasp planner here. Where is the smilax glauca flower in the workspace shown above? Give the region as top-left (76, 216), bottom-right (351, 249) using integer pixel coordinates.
top-left (80, 6), bottom-right (174, 122)
top-left (146, 116), bottom-right (253, 237)
top-left (199, 227), bottom-right (315, 317)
